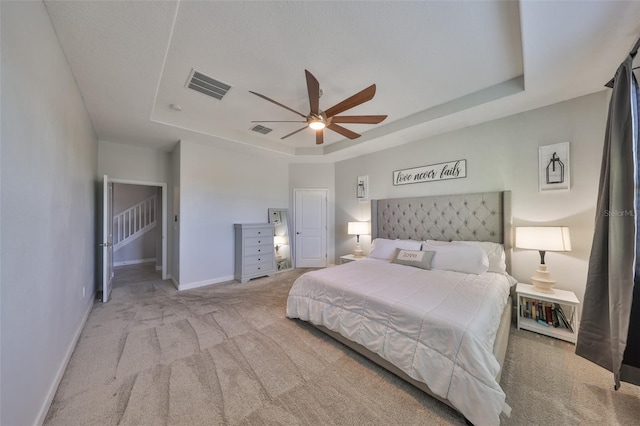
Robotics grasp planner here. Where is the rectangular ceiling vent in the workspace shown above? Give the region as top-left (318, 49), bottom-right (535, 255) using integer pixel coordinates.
top-left (251, 124), bottom-right (273, 135)
top-left (186, 69), bottom-right (231, 100)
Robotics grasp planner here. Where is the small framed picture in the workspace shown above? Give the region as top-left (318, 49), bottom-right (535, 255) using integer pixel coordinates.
top-left (539, 142), bottom-right (570, 192)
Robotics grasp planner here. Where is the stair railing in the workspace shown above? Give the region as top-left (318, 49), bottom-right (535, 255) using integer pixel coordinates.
top-left (113, 195), bottom-right (157, 250)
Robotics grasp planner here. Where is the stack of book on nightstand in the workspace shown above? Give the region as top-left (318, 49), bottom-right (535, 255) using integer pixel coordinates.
top-left (519, 298), bottom-right (574, 332)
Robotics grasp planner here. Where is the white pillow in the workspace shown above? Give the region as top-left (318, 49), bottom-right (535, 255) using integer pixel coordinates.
top-left (423, 239), bottom-right (450, 247)
top-left (425, 239), bottom-right (507, 274)
top-left (368, 238), bottom-right (422, 260)
top-left (422, 243), bottom-right (489, 275)
top-left (452, 241), bottom-right (507, 274)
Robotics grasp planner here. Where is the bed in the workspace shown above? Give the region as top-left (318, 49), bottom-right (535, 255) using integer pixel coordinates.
top-left (286, 191), bottom-right (513, 425)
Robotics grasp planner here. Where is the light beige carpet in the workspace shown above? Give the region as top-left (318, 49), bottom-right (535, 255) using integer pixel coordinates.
top-left (45, 269), bottom-right (640, 425)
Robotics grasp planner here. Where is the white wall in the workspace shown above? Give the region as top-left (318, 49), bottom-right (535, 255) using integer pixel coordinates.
top-left (98, 140), bottom-right (171, 183)
top-left (335, 91), bottom-right (609, 304)
top-left (0, 2), bottom-right (98, 424)
top-left (289, 163), bottom-right (336, 264)
top-left (177, 140), bottom-right (289, 288)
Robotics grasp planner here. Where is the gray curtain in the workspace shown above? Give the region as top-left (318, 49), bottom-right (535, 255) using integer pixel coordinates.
top-left (576, 53), bottom-right (639, 388)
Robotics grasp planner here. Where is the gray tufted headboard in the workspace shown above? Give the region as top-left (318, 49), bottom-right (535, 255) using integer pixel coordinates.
top-left (371, 191), bottom-right (512, 271)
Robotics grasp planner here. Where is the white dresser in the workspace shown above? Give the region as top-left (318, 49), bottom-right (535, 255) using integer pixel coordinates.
top-left (234, 223), bottom-right (276, 283)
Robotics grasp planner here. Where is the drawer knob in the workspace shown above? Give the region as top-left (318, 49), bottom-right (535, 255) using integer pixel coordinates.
top-left (258, 249), bottom-right (261, 252)
top-left (258, 240), bottom-right (261, 243)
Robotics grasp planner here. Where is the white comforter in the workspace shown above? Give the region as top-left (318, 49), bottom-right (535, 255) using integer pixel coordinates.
top-left (286, 258), bottom-right (511, 426)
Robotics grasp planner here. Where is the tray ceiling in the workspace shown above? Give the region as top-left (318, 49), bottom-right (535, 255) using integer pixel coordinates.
top-left (44, 1), bottom-right (640, 161)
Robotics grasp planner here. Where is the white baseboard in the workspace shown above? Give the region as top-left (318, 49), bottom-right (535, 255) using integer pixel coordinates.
top-left (36, 297), bottom-right (94, 425)
top-left (178, 275), bottom-right (234, 291)
top-left (113, 258), bottom-right (155, 267)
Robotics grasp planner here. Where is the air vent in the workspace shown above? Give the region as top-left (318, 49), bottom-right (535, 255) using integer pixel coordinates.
top-left (251, 124), bottom-right (273, 135)
top-left (186, 69), bottom-right (231, 100)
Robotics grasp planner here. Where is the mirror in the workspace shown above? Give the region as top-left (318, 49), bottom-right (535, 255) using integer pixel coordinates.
top-left (268, 208), bottom-right (292, 272)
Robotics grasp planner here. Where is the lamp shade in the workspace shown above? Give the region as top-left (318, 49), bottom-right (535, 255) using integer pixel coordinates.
top-left (348, 221), bottom-right (370, 236)
top-left (274, 235), bottom-right (288, 245)
top-left (515, 227), bottom-right (572, 252)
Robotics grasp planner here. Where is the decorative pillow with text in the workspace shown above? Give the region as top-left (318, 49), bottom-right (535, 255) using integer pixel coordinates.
top-left (391, 248), bottom-right (435, 270)
top-left (368, 238), bottom-right (422, 260)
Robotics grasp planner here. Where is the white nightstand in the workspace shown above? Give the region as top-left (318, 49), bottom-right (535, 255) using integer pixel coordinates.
top-left (340, 254), bottom-right (366, 264)
top-left (516, 282), bottom-right (580, 344)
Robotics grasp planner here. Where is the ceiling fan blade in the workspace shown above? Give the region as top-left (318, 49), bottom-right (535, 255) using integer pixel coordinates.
top-left (281, 126), bottom-right (308, 140)
top-left (249, 91), bottom-right (307, 118)
top-left (305, 70), bottom-right (320, 115)
top-left (324, 84), bottom-right (377, 118)
top-left (316, 129), bottom-right (324, 145)
top-left (330, 115), bottom-right (387, 124)
top-left (250, 120), bottom-right (306, 123)
top-left (327, 123), bottom-right (361, 140)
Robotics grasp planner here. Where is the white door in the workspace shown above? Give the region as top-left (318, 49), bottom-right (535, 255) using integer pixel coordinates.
top-left (101, 175), bottom-right (114, 302)
top-left (294, 189), bottom-right (327, 268)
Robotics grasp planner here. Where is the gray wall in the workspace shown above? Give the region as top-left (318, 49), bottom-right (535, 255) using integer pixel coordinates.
top-left (0, 2), bottom-right (98, 424)
top-left (335, 90), bottom-right (609, 304)
top-left (113, 183), bottom-right (159, 265)
top-left (114, 183), bottom-right (158, 215)
top-left (177, 140), bottom-right (289, 288)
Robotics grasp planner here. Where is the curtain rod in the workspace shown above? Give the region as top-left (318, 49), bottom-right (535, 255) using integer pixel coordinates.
top-left (604, 36), bottom-right (640, 88)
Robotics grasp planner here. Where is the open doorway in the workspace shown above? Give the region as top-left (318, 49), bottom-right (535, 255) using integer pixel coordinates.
top-left (109, 179), bottom-right (167, 289)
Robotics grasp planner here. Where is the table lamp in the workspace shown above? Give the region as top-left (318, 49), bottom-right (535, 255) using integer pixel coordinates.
top-left (515, 226), bottom-right (571, 293)
top-left (348, 221), bottom-right (370, 257)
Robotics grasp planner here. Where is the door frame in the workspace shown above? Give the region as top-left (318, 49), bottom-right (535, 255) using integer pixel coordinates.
top-left (293, 188), bottom-right (328, 268)
top-left (101, 176), bottom-right (114, 302)
top-left (109, 178), bottom-right (168, 280)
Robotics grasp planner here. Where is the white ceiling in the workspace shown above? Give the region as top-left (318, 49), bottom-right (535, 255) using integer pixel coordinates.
top-left (44, 1), bottom-right (640, 162)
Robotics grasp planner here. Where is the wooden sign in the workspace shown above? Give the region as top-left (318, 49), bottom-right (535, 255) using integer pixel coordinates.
top-left (393, 160), bottom-right (466, 186)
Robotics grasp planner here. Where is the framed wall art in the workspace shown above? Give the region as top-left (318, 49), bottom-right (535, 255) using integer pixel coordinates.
top-left (539, 142), bottom-right (570, 192)
top-left (356, 175), bottom-right (369, 201)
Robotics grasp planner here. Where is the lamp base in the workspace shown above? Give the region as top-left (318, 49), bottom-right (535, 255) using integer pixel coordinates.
top-left (531, 264), bottom-right (556, 294)
top-left (353, 243), bottom-right (364, 258)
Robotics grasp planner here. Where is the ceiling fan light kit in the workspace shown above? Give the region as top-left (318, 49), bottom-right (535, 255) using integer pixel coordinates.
top-left (308, 120), bottom-right (325, 130)
top-left (250, 69), bottom-right (387, 145)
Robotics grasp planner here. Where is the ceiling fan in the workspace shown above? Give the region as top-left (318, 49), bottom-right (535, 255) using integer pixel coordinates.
top-left (249, 70), bottom-right (387, 145)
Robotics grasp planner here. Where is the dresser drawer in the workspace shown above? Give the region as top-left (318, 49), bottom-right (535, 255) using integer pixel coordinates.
top-left (244, 236), bottom-right (273, 247)
top-left (242, 262), bottom-right (273, 275)
top-left (243, 254), bottom-right (274, 267)
top-left (244, 245), bottom-right (273, 256)
top-left (243, 227), bottom-right (272, 238)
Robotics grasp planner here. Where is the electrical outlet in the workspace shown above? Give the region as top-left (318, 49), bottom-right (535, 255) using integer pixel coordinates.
top-left (82, 285), bottom-right (86, 298)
